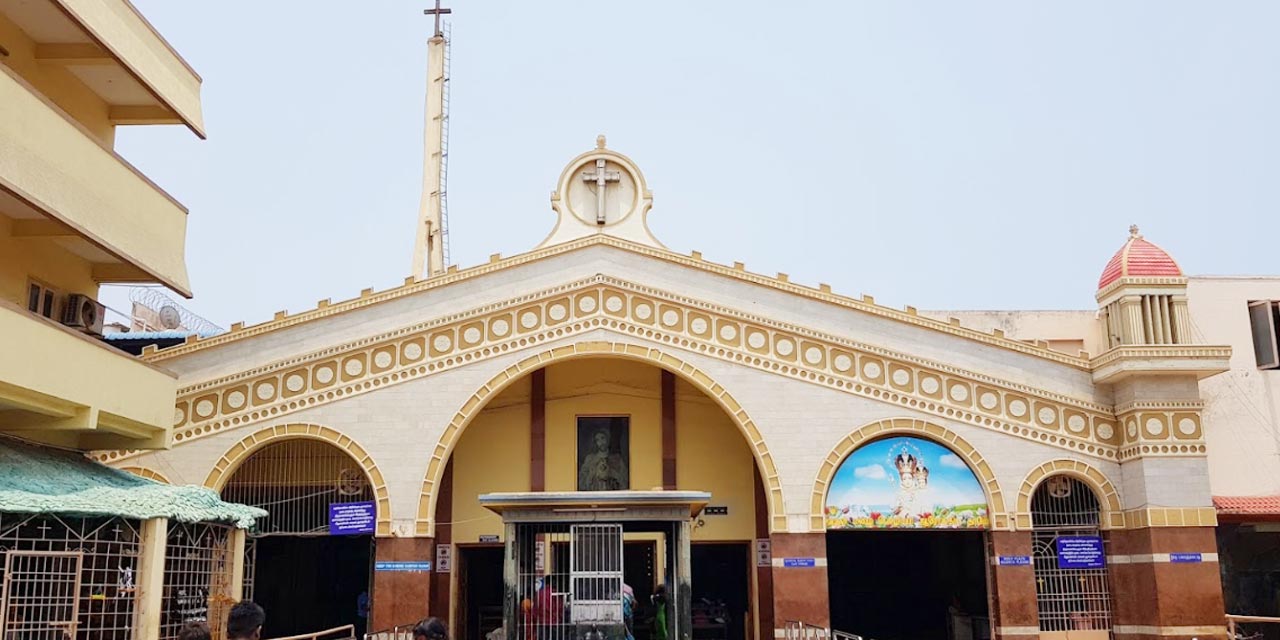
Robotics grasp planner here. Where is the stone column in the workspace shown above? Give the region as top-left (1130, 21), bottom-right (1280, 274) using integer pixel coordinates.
top-left (987, 531), bottom-right (1039, 640)
top-left (1108, 526), bottom-right (1227, 640)
top-left (769, 533), bottom-right (829, 634)
top-left (370, 537), bottom-right (435, 632)
top-left (133, 518), bottom-right (168, 640)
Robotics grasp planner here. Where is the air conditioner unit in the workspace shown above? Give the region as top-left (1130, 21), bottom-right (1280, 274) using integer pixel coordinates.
top-left (63, 294), bottom-right (105, 336)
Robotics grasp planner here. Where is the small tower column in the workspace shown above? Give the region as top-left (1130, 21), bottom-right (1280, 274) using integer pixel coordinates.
top-left (412, 1), bottom-right (451, 281)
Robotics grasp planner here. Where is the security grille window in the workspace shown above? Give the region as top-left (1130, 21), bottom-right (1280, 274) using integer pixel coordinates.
top-left (569, 524), bottom-right (624, 624)
top-left (160, 523), bottom-right (234, 640)
top-left (1031, 476), bottom-right (1113, 633)
top-left (220, 440), bottom-right (373, 535)
top-left (1, 551), bottom-right (83, 639)
top-left (0, 513), bottom-right (142, 640)
top-left (1248, 301), bottom-right (1280, 369)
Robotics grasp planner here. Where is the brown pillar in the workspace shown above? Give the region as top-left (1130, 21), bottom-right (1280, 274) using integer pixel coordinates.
top-left (371, 537), bottom-right (435, 631)
top-left (988, 530), bottom-right (1039, 640)
top-left (662, 370), bottom-right (676, 490)
top-left (1108, 526), bottom-right (1227, 640)
top-left (770, 532), bottom-right (829, 632)
top-left (753, 472), bottom-right (774, 640)
top-left (531, 369), bottom-right (546, 491)
top-left (430, 460), bottom-right (454, 620)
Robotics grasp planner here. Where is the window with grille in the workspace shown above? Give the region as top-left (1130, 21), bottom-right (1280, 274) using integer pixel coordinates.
top-left (1031, 476), bottom-right (1113, 633)
top-left (1248, 301), bottom-right (1280, 370)
top-left (569, 524), bottom-right (624, 624)
top-left (1, 551), bottom-right (83, 639)
top-left (26, 280), bottom-right (59, 320)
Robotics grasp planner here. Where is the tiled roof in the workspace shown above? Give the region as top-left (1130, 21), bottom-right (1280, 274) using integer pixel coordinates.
top-left (1213, 495), bottom-right (1280, 515)
top-left (1098, 227), bottom-right (1182, 289)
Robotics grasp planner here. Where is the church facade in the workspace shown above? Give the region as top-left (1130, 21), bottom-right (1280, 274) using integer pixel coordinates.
top-left (98, 137), bottom-right (1246, 640)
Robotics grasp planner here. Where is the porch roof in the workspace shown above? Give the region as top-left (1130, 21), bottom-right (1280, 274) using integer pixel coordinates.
top-left (478, 490), bottom-right (711, 518)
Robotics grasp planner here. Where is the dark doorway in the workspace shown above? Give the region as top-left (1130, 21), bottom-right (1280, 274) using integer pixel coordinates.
top-left (252, 535), bottom-right (372, 639)
top-left (460, 546), bottom-right (504, 640)
top-left (691, 544), bottom-right (750, 640)
top-left (827, 531), bottom-right (989, 640)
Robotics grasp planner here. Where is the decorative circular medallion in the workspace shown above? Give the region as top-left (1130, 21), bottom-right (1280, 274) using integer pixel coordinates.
top-left (1126, 419), bottom-right (1138, 438)
top-left (1145, 417), bottom-right (1164, 437)
top-left (1097, 423), bottom-right (1115, 440)
top-left (173, 408), bottom-right (186, 426)
top-left (256, 382), bottom-right (276, 400)
top-left (660, 310), bottom-right (679, 327)
top-left (463, 327), bottom-right (482, 344)
top-left (491, 319), bottom-right (511, 336)
top-left (1038, 407), bottom-right (1057, 425)
top-left (226, 391), bottom-right (246, 409)
top-left (344, 358), bottom-right (364, 376)
top-left (949, 384), bottom-right (970, 402)
top-left (862, 362), bottom-right (882, 379)
top-left (634, 304), bottom-right (653, 321)
top-left (605, 296), bottom-right (624, 313)
top-left (804, 347), bottom-right (823, 365)
top-left (316, 367), bottom-right (335, 384)
top-left (1177, 417), bottom-right (1197, 436)
top-left (375, 351), bottom-right (395, 368)
top-left (891, 369), bottom-right (910, 386)
top-left (1067, 415), bottom-right (1087, 433)
top-left (195, 399), bottom-right (215, 418)
top-left (920, 378), bottom-right (940, 394)
top-left (833, 354), bottom-right (853, 372)
top-left (719, 324), bottom-right (738, 341)
top-left (979, 393), bottom-right (999, 410)
top-left (690, 318), bottom-right (709, 335)
top-left (548, 304), bottom-right (568, 321)
top-left (286, 374), bottom-right (305, 392)
top-left (403, 342), bottom-right (424, 361)
top-left (747, 333), bottom-right (767, 350)
top-left (521, 311), bottom-right (540, 329)
top-left (433, 335), bottom-right (453, 352)
top-left (578, 296), bottom-right (597, 313)
top-left (1008, 400), bottom-right (1028, 418)
top-left (776, 340), bottom-right (795, 357)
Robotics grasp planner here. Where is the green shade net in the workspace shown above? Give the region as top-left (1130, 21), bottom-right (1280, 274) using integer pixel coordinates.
top-left (0, 436), bottom-right (265, 529)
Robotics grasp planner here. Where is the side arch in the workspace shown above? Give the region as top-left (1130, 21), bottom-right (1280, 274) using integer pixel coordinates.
top-left (414, 340), bottom-right (784, 536)
top-left (1016, 459), bottom-right (1124, 530)
top-left (204, 423), bottom-right (393, 535)
top-left (810, 417), bottom-right (1009, 531)
top-left (120, 466), bottom-right (171, 484)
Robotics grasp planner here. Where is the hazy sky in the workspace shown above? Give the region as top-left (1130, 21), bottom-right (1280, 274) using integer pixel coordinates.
top-left (107, 1), bottom-right (1280, 329)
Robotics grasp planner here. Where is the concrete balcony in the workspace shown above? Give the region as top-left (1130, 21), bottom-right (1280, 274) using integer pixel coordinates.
top-left (0, 298), bottom-right (176, 450)
top-left (0, 62), bottom-right (192, 295)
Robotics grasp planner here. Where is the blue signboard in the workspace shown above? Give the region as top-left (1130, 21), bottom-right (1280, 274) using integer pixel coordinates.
top-left (329, 501), bottom-right (376, 535)
top-left (375, 562), bottom-right (432, 572)
top-left (998, 556), bottom-right (1032, 566)
top-left (1056, 536), bottom-right (1105, 569)
top-left (782, 558), bottom-right (816, 568)
top-left (1170, 553), bottom-right (1203, 563)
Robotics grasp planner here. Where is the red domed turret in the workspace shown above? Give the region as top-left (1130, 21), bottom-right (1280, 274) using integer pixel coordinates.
top-left (1097, 225), bottom-right (1182, 290)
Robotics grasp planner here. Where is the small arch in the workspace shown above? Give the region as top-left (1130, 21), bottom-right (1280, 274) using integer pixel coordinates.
top-left (205, 423), bottom-right (392, 535)
top-left (414, 340), bottom-right (785, 536)
top-left (810, 417), bottom-right (1009, 531)
top-left (120, 466), bottom-right (171, 484)
top-left (1016, 459), bottom-right (1123, 530)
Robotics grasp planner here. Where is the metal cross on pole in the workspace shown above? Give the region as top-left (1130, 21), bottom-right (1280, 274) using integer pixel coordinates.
top-left (582, 159), bottom-right (621, 225)
top-left (424, 0), bottom-right (452, 37)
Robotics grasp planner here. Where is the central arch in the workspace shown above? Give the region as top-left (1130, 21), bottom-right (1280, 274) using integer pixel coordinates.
top-left (413, 340), bottom-right (785, 536)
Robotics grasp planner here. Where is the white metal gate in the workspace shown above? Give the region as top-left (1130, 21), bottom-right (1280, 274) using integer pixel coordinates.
top-left (1031, 476), bottom-right (1113, 633)
top-left (569, 524), bottom-right (624, 624)
top-left (1, 551), bottom-right (84, 639)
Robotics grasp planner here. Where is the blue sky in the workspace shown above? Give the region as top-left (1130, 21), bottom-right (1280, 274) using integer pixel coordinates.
top-left (827, 437), bottom-right (986, 511)
top-left (106, 1), bottom-right (1280, 328)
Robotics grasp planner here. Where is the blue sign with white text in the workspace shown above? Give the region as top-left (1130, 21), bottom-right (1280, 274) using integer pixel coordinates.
top-left (998, 556), bottom-right (1032, 566)
top-left (375, 562), bottom-right (432, 572)
top-left (329, 501), bottom-right (376, 535)
top-left (1056, 536), bottom-right (1105, 569)
top-left (783, 558), bottom-right (816, 568)
top-left (1170, 553), bottom-right (1203, 563)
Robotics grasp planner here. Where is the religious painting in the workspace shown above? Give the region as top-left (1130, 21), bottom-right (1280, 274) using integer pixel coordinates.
top-left (576, 416), bottom-right (630, 491)
top-left (825, 436), bottom-right (989, 529)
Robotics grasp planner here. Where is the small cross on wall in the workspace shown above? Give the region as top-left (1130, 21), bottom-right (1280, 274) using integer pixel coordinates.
top-left (424, 0), bottom-right (452, 38)
top-left (582, 159), bottom-right (621, 225)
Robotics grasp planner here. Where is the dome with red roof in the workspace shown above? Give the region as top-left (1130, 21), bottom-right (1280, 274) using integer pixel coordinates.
top-left (1097, 225), bottom-right (1182, 290)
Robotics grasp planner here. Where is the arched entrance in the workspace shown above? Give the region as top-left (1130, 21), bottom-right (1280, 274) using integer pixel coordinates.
top-left (425, 351), bottom-right (776, 640)
top-left (214, 433), bottom-right (380, 638)
top-left (819, 420), bottom-right (1001, 640)
top-left (1029, 475), bottom-right (1113, 639)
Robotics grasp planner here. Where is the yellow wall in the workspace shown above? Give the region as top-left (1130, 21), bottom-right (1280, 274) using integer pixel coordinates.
top-left (448, 359), bottom-right (756, 543)
top-left (0, 215), bottom-right (98, 312)
top-left (0, 12), bottom-right (115, 145)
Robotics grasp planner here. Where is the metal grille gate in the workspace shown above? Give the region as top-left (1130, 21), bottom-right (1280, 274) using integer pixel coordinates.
top-left (569, 525), bottom-right (624, 625)
top-left (220, 440), bottom-right (374, 536)
top-left (1, 551), bottom-right (83, 639)
top-left (161, 522), bottom-right (234, 640)
top-left (1031, 476), bottom-right (1113, 633)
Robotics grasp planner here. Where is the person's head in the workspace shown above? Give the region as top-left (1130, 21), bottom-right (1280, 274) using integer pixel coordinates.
top-left (413, 617), bottom-right (448, 640)
top-left (178, 621), bottom-right (211, 640)
top-left (227, 601), bottom-right (266, 640)
top-left (593, 429), bottom-right (609, 452)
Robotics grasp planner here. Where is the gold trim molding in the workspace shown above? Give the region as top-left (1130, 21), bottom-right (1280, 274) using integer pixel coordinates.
top-left (1015, 459), bottom-right (1125, 530)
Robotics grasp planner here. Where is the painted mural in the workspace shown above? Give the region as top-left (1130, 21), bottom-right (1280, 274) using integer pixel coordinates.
top-left (826, 437), bottom-right (989, 529)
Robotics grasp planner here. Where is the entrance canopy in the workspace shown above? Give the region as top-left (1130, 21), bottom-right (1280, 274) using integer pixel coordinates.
top-left (479, 490), bottom-right (710, 521)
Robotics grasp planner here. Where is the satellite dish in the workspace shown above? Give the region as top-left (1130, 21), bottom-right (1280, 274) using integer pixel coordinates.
top-left (158, 305), bottom-right (182, 330)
